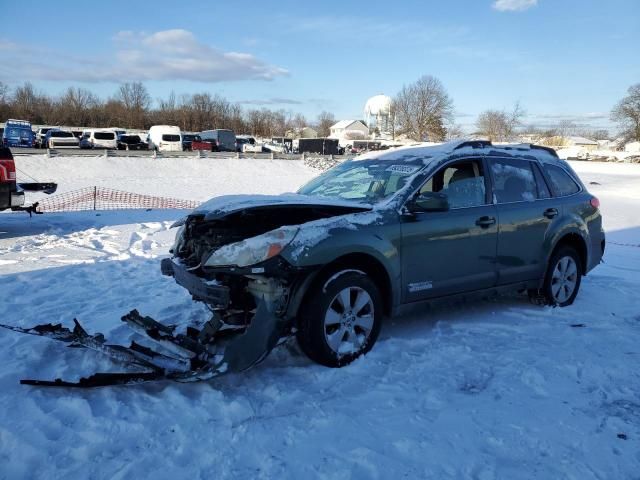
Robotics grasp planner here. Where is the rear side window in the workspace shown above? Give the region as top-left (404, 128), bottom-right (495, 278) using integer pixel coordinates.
top-left (531, 163), bottom-right (551, 199)
top-left (543, 164), bottom-right (580, 197)
top-left (490, 159), bottom-right (538, 203)
top-left (95, 132), bottom-right (115, 140)
top-left (162, 134), bottom-right (180, 142)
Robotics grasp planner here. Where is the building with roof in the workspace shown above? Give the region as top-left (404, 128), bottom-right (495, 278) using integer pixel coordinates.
top-left (329, 120), bottom-right (369, 145)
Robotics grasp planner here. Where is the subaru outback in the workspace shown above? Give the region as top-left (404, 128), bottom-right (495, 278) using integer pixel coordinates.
top-left (162, 140), bottom-right (605, 370)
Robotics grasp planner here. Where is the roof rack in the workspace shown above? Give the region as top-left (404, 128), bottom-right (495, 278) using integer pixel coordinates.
top-left (452, 140), bottom-right (492, 151)
top-left (496, 143), bottom-right (559, 158)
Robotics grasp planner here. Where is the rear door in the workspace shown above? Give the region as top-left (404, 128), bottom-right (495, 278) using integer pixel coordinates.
top-left (489, 157), bottom-right (558, 285)
top-left (400, 157), bottom-right (499, 302)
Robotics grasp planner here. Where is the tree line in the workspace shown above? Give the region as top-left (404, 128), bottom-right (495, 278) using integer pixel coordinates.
top-left (0, 81), bottom-right (337, 138)
top-left (0, 78), bottom-right (638, 143)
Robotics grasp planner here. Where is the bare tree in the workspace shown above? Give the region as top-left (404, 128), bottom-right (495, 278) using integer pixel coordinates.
top-left (475, 102), bottom-right (525, 141)
top-left (612, 83), bottom-right (640, 142)
top-left (116, 82), bottom-right (151, 128)
top-left (393, 75), bottom-right (453, 141)
top-left (315, 111), bottom-right (336, 137)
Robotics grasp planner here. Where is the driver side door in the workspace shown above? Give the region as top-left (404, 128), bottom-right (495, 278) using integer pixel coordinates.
top-left (400, 157), bottom-right (498, 303)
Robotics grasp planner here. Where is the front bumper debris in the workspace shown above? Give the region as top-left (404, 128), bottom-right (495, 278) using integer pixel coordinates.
top-left (161, 257), bottom-right (230, 306)
top-left (0, 301), bottom-right (284, 387)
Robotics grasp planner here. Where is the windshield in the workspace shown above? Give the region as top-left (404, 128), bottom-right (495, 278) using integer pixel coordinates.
top-left (51, 131), bottom-right (74, 138)
top-left (298, 159), bottom-right (425, 203)
top-left (95, 132), bottom-right (115, 140)
top-left (120, 135), bottom-right (141, 143)
top-left (162, 134), bottom-right (180, 142)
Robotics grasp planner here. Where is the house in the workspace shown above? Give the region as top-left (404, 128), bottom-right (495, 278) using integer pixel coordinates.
top-left (565, 136), bottom-right (598, 151)
top-left (285, 126), bottom-right (318, 139)
top-left (329, 120), bottom-right (369, 145)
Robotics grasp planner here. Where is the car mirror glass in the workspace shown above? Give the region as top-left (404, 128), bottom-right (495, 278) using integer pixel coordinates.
top-left (408, 192), bottom-right (449, 213)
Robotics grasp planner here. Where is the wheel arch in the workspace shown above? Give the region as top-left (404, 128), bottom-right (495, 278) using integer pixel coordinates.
top-left (288, 252), bottom-right (395, 322)
top-left (546, 231), bottom-right (588, 279)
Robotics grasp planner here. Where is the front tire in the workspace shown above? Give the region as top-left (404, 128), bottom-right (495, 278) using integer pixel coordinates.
top-left (535, 246), bottom-right (582, 306)
top-left (297, 271), bottom-right (382, 367)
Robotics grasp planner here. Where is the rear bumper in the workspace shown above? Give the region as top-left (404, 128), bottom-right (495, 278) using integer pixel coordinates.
top-left (161, 258), bottom-right (230, 307)
top-left (0, 183), bottom-right (24, 210)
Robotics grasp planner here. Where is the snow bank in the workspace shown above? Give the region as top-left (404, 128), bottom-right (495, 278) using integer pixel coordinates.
top-left (14, 154), bottom-right (318, 202)
top-left (1, 156), bottom-right (640, 479)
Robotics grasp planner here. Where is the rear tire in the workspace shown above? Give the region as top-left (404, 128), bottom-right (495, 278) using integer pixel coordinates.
top-left (534, 246), bottom-right (582, 307)
top-left (297, 271), bottom-right (382, 367)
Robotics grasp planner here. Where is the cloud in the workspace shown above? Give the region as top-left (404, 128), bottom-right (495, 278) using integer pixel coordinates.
top-left (492, 0), bottom-right (538, 12)
top-left (0, 29), bottom-right (288, 83)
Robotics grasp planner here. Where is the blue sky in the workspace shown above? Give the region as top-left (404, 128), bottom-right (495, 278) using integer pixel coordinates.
top-left (1, 0), bottom-right (638, 132)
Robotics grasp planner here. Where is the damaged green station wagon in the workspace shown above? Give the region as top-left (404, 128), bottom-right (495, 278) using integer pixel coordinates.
top-left (162, 140), bottom-right (605, 371)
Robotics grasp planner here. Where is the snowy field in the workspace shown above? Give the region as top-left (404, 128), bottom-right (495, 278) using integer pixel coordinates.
top-left (1, 155), bottom-right (639, 479)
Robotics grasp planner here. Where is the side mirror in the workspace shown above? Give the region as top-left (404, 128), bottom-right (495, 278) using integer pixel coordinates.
top-left (407, 192), bottom-right (449, 213)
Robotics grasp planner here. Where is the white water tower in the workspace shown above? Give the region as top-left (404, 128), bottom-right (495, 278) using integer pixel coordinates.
top-left (364, 94), bottom-right (392, 137)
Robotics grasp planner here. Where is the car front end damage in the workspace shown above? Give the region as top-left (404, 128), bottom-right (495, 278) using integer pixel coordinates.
top-left (0, 196), bottom-right (370, 387)
top-left (158, 201), bottom-right (368, 372)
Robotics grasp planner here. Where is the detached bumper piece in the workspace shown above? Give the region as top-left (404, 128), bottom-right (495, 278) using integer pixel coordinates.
top-left (161, 258), bottom-right (230, 307)
top-left (0, 302), bottom-right (283, 388)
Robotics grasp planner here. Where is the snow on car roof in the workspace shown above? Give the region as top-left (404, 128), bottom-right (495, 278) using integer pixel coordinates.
top-left (354, 140), bottom-right (559, 164)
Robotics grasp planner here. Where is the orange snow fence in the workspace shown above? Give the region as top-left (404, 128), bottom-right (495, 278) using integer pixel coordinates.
top-left (36, 187), bottom-right (200, 212)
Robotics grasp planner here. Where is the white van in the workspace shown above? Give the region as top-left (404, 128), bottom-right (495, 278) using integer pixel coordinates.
top-left (80, 129), bottom-right (118, 149)
top-left (147, 125), bottom-right (182, 152)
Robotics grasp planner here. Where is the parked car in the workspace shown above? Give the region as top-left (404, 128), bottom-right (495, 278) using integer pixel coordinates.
top-left (2, 119), bottom-right (35, 148)
top-left (200, 129), bottom-right (236, 152)
top-left (162, 140), bottom-right (605, 368)
top-left (148, 125), bottom-right (182, 152)
top-left (34, 127), bottom-right (53, 148)
top-left (191, 136), bottom-right (218, 152)
top-left (79, 129), bottom-right (118, 149)
top-left (43, 129), bottom-right (80, 148)
top-left (181, 133), bottom-right (200, 151)
top-left (117, 134), bottom-right (148, 151)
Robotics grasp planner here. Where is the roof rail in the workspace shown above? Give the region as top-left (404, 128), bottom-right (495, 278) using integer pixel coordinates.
top-left (452, 140), bottom-right (492, 151)
top-left (529, 144), bottom-right (558, 158)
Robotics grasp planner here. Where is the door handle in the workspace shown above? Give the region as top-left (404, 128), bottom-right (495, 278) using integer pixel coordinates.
top-left (544, 208), bottom-right (559, 219)
top-left (475, 216), bottom-right (496, 228)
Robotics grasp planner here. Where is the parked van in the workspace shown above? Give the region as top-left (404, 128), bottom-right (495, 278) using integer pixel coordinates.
top-left (148, 125), bottom-right (182, 152)
top-left (200, 129), bottom-right (236, 152)
top-left (2, 119), bottom-right (35, 148)
top-left (80, 129), bottom-right (118, 149)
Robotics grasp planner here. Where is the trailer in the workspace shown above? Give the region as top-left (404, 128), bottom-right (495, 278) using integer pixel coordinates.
top-left (293, 138), bottom-right (340, 155)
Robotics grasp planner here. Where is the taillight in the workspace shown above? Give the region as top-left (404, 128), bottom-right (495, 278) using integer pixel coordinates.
top-left (0, 159), bottom-right (16, 182)
top-left (590, 197), bottom-right (600, 209)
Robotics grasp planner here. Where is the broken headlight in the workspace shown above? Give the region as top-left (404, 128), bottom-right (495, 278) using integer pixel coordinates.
top-left (204, 227), bottom-right (298, 268)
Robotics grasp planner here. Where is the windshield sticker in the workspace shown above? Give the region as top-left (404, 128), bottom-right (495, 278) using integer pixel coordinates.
top-left (386, 165), bottom-right (420, 175)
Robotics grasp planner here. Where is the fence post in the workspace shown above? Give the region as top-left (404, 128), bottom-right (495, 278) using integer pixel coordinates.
top-left (93, 186), bottom-right (97, 211)
top-left (270, 152), bottom-right (274, 160)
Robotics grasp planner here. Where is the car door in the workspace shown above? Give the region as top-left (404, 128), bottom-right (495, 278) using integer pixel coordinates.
top-left (488, 156), bottom-right (558, 285)
top-left (400, 157), bottom-right (499, 303)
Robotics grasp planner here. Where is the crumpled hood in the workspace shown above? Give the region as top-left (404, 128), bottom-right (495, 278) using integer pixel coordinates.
top-left (191, 193), bottom-right (372, 221)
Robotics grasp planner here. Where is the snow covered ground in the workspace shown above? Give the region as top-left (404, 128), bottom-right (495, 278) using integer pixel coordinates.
top-left (1, 156), bottom-right (639, 479)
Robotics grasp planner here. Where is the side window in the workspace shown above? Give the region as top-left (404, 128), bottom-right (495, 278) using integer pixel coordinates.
top-left (543, 164), bottom-right (580, 197)
top-left (532, 163), bottom-right (551, 199)
top-left (419, 159), bottom-right (486, 209)
top-left (490, 158), bottom-right (538, 203)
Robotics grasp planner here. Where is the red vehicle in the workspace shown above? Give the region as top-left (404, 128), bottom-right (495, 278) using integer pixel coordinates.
top-left (190, 135), bottom-right (219, 152)
top-left (0, 147), bottom-right (57, 213)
